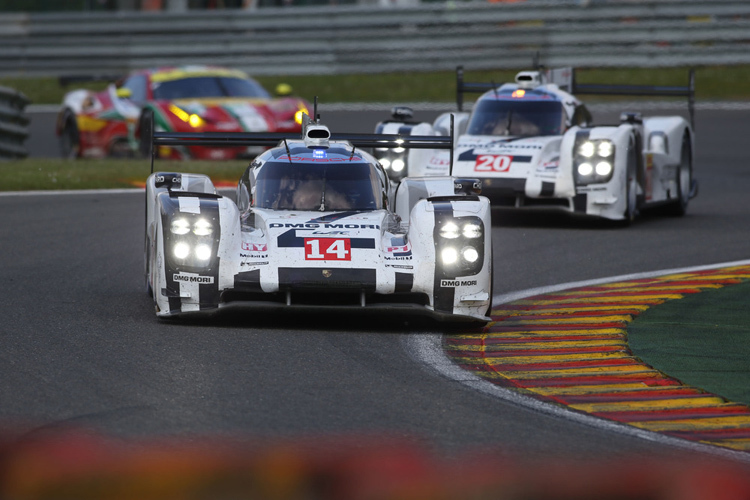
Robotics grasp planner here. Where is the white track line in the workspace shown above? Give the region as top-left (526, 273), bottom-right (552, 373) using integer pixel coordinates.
top-left (404, 259), bottom-right (750, 464)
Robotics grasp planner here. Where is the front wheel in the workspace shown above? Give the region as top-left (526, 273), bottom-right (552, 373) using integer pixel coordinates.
top-left (621, 139), bottom-right (638, 226)
top-left (139, 109), bottom-right (154, 159)
top-left (59, 113), bottom-right (80, 159)
top-left (667, 134), bottom-right (692, 216)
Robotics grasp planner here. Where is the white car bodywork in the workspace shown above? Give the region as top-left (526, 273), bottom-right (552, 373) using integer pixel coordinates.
top-left (401, 69), bottom-right (696, 222)
top-left (144, 124), bottom-right (492, 325)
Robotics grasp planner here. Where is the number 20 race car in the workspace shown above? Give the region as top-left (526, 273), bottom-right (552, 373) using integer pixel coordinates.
top-left (144, 115), bottom-right (493, 326)
top-left (399, 66), bottom-right (698, 224)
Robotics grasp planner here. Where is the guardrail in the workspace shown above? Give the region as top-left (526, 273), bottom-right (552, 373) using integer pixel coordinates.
top-left (1, 0), bottom-right (750, 78)
top-left (0, 86), bottom-right (30, 160)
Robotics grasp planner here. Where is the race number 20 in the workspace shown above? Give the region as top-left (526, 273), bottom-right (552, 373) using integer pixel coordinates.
top-left (304, 238), bottom-right (351, 261)
top-left (474, 154), bottom-right (513, 172)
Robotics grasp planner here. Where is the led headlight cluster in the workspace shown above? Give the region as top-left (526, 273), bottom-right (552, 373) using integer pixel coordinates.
top-left (376, 145), bottom-right (408, 181)
top-left (574, 137), bottom-right (615, 185)
top-left (437, 217), bottom-right (484, 275)
top-left (167, 216), bottom-right (217, 268)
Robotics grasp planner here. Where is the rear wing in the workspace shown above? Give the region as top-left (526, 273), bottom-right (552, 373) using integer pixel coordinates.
top-left (146, 114), bottom-right (456, 173)
top-left (455, 66), bottom-right (695, 129)
top-left (572, 68), bottom-right (695, 129)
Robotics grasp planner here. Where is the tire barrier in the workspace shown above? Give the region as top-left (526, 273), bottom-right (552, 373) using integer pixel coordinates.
top-left (0, 86), bottom-right (30, 160)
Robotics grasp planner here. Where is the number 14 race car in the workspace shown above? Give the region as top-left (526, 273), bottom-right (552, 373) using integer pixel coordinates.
top-left (144, 115), bottom-right (493, 326)
top-left (402, 66), bottom-right (699, 224)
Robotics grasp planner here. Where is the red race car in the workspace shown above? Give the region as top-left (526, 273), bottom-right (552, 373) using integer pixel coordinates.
top-left (56, 65), bottom-right (310, 160)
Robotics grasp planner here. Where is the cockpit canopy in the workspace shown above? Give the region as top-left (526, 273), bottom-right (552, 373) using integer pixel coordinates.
top-left (467, 98), bottom-right (566, 137)
top-left (254, 161), bottom-right (384, 212)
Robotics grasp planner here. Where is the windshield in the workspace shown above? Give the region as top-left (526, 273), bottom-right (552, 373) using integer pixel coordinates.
top-left (254, 162), bottom-right (383, 211)
top-left (466, 99), bottom-right (565, 137)
top-left (151, 77), bottom-right (271, 100)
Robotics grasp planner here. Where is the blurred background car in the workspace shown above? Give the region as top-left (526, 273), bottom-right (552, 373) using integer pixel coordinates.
top-left (56, 65), bottom-right (310, 160)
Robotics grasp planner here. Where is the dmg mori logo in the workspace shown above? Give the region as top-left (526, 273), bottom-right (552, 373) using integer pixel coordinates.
top-left (440, 279), bottom-right (477, 288)
top-left (174, 273), bottom-right (214, 284)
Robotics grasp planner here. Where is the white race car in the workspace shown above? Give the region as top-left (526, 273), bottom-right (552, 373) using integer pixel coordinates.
top-left (144, 116), bottom-right (493, 325)
top-left (403, 66), bottom-right (698, 223)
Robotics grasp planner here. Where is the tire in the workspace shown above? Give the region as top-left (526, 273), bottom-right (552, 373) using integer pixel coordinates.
top-left (621, 139), bottom-right (638, 226)
top-left (145, 234), bottom-right (153, 297)
top-left (667, 133), bottom-right (692, 216)
top-left (483, 243), bottom-right (494, 318)
top-left (139, 109), bottom-right (154, 159)
top-left (59, 113), bottom-right (80, 159)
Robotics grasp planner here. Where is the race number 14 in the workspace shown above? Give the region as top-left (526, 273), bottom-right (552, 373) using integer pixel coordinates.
top-left (304, 238), bottom-right (351, 261)
top-left (474, 154), bottom-right (513, 172)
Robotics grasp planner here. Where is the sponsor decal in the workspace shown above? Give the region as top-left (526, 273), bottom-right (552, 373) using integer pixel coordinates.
top-left (386, 264), bottom-right (414, 269)
top-left (440, 279), bottom-right (478, 288)
top-left (429, 156), bottom-right (450, 166)
top-left (173, 273), bottom-right (214, 284)
top-left (304, 238), bottom-right (351, 261)
top-left (240, 253), bottom-right (268, 259)
top-left (386, 245), bottom-right (410, 253)
top-left (384, 255), bottom-right (413, 261)
top-left (241, 261), bottom-right (268, 266)
top-left (474, 154), bottom-right (513, 173)
top-left (242, 242), bottom-right (267, 251)
top-left (270, 223), bottom-right (380, 229)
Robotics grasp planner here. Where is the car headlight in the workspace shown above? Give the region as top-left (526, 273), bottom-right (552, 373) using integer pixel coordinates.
top-left (169, 104), bottom-right (204, 128)
top-left (574, 136), bottom-right (615, 185)
top-left (462, 246), bottom-right (479, 263)
top-left (437, 216), bottom-right (485, 276)
top-left (192, 219), bottom-right (214, 236)
top-left (462, 222), bottom-right (482, 239)
top-left (579, 141), bottom-right (595, 158)
top-left (595, 161), bottom-right (613, 176)
top-left (439, 222), bottom-right (460, 239)
top-left (380, 158), bottom-right (391, 170)
top-left (171, 218), bottom-right (191, 235)
top-left (195, 244), bottom-right (212, 261)
top-left (577, 162), bottom-right (593, 176)
top-left (441, 247), bottom-right (458, 265)
top-left (391, 159), bottom-right (405, 172)
top-left (173, 242), bottom-right (191, 259)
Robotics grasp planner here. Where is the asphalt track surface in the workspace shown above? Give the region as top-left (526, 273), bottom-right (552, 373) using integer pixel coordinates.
top-left (4, 108), bottom-right (750, 466)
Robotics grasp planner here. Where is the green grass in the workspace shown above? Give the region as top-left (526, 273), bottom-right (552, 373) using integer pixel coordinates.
top-left (0, 159), bottom-right (248, 191)
top-left (2, 65), bottom-right (749, 192)
top-left (6, 65), bottom-right (750, 106)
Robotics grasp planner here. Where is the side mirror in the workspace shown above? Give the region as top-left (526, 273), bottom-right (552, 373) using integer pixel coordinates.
top-left (275, 83), bottom-right (292, 97)
top-left (116, 87), bottom-right (132, 99)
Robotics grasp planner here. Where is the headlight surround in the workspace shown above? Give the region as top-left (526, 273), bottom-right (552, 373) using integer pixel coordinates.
top-left (574, 135), bottom-right (615, 185)
top-left (437, 216), bottom-right (485, 276)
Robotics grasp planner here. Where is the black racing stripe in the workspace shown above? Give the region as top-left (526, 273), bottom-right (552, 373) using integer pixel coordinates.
top-left (573, 193), bottom-right (588, 212)
top-left (432, 201), bottom-right (456, 314)
top-left (278, 267), bottom-right (376, 291)
top-left (541, 181), bottom-right (555, 197)
top-left (398, 125), bottom-right (415, 135)
top-left (395, 272), bottom-right (414, 292)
